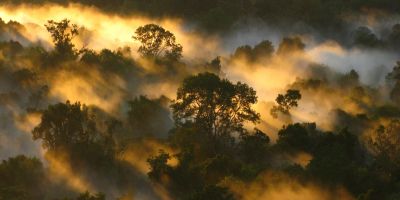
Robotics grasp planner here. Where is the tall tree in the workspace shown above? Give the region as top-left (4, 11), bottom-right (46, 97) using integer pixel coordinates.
top-left (32, 101), bottom-right (96, 151)
top-left (45, 19), bottom-right (79, 59)
top-left (171, 72), bottom-right (260, 139)
top-left (133, 24), bottom-right (182, 61)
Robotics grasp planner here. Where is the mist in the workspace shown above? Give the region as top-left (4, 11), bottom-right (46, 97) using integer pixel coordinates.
top-left (0, 1), bottom-right (399, 200)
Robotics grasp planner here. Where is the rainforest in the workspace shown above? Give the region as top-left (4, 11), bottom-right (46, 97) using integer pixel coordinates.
top-left (0, 1), bottom-right (399, 200)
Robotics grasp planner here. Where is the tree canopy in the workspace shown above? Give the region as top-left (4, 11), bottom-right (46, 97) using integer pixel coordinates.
top-left (171, 72), bottom-right (260, 139)
top-left (32, 101), bottom-right (96, 151)
top-left (45, 19), bottom-right (79, 59)
top-left (270, 89), bottom-right (302, 118)
top-left (133, 24), bottom-right (182, 61)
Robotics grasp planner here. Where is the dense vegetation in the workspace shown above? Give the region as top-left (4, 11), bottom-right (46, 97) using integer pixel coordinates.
top-left (0, 1), bottom-right (399, 200)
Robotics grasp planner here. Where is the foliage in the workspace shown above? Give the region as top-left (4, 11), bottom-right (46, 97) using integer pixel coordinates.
top-left (238, 129), bottom-right (270, 163)
top-left (133, 24), bottom-right (182, 61)
top-left (32, 101), bottom-right (97, 151)
top-left (45, 19), bottom-right (79, 59)
top-left (233, 40), bottom-right (274, 61)
top-left (171, 72), bottom-right (260, 140)
top-left (147, 150), bottom-right (173, 182)
top-left (127, 95), bottom-right (173, 138)
top-left (352, 26), bottom-right (382, 48)
top-left (277, 37), bottom-right (305, 55)
top-left (270, 89), bottom-right (302, 118)
top-left (0, 155), bottom-right (46, 200)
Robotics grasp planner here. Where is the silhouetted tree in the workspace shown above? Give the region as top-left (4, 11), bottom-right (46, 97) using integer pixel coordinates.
top-left (171, 72), bottom-right (260, 140)
top-left (270, 89), bottom-right (302, 118)
top-left (277, 37), bottom-right (305, 55)
top-left (147, 150), bottom-right (172, 182)
top-left (352, 26), bottom-right (382, 48)
top-left (276, 123), bottom-right (316, 153)
top-left (205, 56), bottom-right (222, 74)
top-left (238, 128), bottom-right (270, 163)
top-left (32, 101), bottom-right (96, 151)
top-left (0, 155), bottom-right (46, 200)
top-left (233, 40), bottom-right (274, 61)
top-left (133, 24), bottom-right (182, 61)
top-left (45, 19), bottom-right (79, 59)
top-left (369, 120), bottom-right (400, 169)
top-left (253, 40), bottom-right (274, 59)
top-left (338, 69), bottom-right (360, 88)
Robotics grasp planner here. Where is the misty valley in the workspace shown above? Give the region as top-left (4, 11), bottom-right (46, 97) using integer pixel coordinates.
top-left (0, 1), bottom-right (399, 200)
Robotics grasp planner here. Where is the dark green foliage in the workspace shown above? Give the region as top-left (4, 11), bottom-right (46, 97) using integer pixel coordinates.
top-left (307, 130), bottom-right (365, 187)
top-left (352, 26), bottom-right (382, 48)
top-left (0, 155), bottom-right (46, 200)
top-left (277, 37), bottom-right (305, 55)
top-left (133, 24), bottom-right (182, 61)
top-left (339, 69), bottom-right (360, 88)
top-left (388, 24), bottom-right (400, 50)
top-left (276, 123), bottom-right (316, 153)
top-left (147, 150), bottom-right (173, 182)
top-left (127, 95), bottom-right (173, 138)
top-left (171, 72), bottom-right (260, 140)
top-left (32, 101), bottom-right (97, 151)
top-left (233, 40), bottom-right (274, 61)
top-left (80, 48), bottom-right (136, 74)
top-left (238, 129), bottom-right (270, 163)
top-left (369, 120), bottom-right (400, 171)
top-left (45, 19), bottom-right (79, 60)
top-left (270, 89), bottom-right (302, 118)
top-left (205, 56), bottom-right (222, 74)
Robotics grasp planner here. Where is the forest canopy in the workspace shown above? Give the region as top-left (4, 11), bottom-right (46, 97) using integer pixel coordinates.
top-left (0, 1), bottom-right (399, 200)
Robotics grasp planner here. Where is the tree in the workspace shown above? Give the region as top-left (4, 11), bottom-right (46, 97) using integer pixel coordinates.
top-left (127, 95), bottom-right (173, 138)
top-left (232, 40), bottom-right (274, 61)
top-left (238, 128), bottom-right (270, 163)
top-left (133, 24), bottom-right (182, 61)
top-left (32, 101), bottom-right (96, 151)
top-left (147, 150), bottom-right (172, 182)
top-left (339, 69), bottom-right (360, 88)
top-left (388, 24), bottom-right (400, 49)
top-left (0, 155), bottom-right (46, 200)
top-left (171, 72), bottom-right (260, 139)
top-left (45, 19), bottom-right (79, 59)
top-left (205, 56), bottom-right (222, 74)
top-left (307, 129), bottom-right (366, 192)
top-left (270, 89), bottom-right (301, 118)
top-left (352, 26), bottom-right (382, 48)
top-left (369, 120), bottom-right (400, 169)
top-left (386, 61), bottom-right (400, 103)
top-left (277, 37), bottom-right (305, 55)
top-left (253, 40), bottom-right (274, 59)
top-left (233, 45), bottom-right (252, 59)
top-left (276, 123), bottom-right (315, 153)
